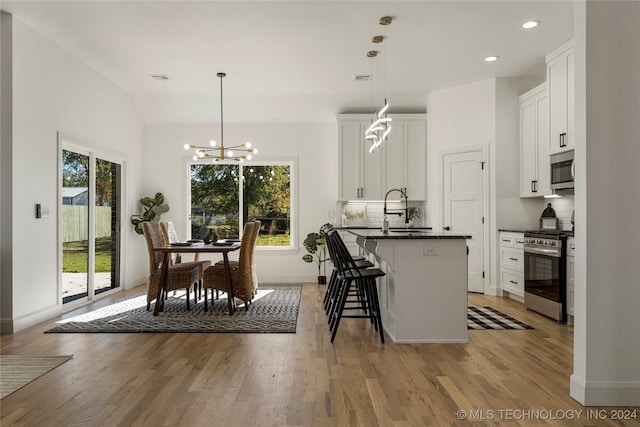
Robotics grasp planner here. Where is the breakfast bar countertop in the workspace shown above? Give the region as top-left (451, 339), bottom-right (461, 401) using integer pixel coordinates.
top-left (348, 229), bottom-right (469, 240)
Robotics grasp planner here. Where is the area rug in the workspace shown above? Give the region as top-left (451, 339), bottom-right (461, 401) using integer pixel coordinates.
top-left (467, 306), bottom-right (534, 330)
top-left (45, 284), bottom-right (301, 334)
top-left (0, 355), bottom-right (73, 399)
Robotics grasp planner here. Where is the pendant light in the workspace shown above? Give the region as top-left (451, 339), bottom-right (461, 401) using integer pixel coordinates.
top-left (365, 16), bottom-right (392, 153)
top-left (184, 73), bottom-right (258, 162)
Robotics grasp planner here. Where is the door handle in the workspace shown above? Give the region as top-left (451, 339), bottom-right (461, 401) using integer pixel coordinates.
top-left (444, 226), bottom-right (451, 231)
top-left (560, 132), bottom-right (567, 147)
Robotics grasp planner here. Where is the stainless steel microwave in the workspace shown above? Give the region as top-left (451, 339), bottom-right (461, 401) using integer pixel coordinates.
top-left (550, 150), bottom-right (574, 190)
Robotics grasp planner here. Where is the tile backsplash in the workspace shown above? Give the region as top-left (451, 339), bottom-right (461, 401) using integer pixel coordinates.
top-left (338, 201), bottom-right (425, 228)
top-left (547, 197), bottom-right (575, 231)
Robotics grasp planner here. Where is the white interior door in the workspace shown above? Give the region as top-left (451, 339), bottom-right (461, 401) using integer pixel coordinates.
top-left (443, 149), bottom-right (486, 293)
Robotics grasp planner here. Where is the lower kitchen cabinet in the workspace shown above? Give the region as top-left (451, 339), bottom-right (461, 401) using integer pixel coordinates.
top-left (567, 237), bottom-right (575, 319)
top-left (499, 231), bottom-right (525, 299)
top-left (337, 229), bottom-right (360, 256)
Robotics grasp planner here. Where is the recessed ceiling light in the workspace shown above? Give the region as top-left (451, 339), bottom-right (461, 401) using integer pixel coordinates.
top-left (150, 74), bottom-right (170, 81)
top-left (522, 20), bottom-right (540, 29)
top-left (484, 56), bottom-right (499, 62)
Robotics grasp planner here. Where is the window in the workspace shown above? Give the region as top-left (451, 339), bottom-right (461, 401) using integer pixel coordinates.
top-left (189, 160), bottom-right (295, 248)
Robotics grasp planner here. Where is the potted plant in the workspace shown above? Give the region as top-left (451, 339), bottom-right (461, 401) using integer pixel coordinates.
top-left (130, 192), bottom-right (170, 235)
top-left (302, 225), bottom-right (330, 284)
top-left (407, 206), bottom-right (421, 227)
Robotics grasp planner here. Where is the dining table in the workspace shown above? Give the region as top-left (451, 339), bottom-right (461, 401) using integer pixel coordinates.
top-left (153, 241), bottom-right (241, 316)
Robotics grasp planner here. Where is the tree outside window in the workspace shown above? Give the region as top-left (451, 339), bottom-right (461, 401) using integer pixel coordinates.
top-left (190, 163), bottom-right (291, 247)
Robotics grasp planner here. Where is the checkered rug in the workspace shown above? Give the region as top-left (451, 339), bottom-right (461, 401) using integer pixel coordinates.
top-left (45, 284), bottom-right (301, 334)
top-left (467, 306), bottom-right (534, 330)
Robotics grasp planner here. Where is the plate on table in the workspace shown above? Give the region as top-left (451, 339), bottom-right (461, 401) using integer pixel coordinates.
top-left (170, 242), bottom-right (193, 247)
top-left (224, 238), bottom-right (241, 243)
top-left (210, 241), bottom-right (234, 246)
top-left (187, 239), bottom-right (203, 243)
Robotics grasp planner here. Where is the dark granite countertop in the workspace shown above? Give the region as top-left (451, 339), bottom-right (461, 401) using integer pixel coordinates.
top-left (337, 226), bottom-right (433, 231)
top-left (498, 228), bottom-right (529, 233)
top-left (499, 228), bottom-right (575, 237)
top-left (348, 229), bottom-right (469, 240)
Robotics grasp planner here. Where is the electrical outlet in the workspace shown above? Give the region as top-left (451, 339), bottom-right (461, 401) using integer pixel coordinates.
top-left (423, 247), bottom-right (437, 256)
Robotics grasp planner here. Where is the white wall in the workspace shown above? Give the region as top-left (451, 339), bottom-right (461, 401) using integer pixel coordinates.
top-left (571, 1), bottom-right (640, 406)
top-left (426, 79), bottom-right (496, 232)
top-left (142, 123), bottom-right (337, 283)
top-left (1, 16), bottom-right (144, 332)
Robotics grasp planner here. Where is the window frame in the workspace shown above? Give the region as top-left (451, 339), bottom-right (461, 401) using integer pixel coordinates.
top-left (184, 155), bottom-right (298, 252)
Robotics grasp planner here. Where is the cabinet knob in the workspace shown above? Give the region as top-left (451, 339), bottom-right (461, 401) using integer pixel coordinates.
top-left (444, 226), bottom-right (451, 231)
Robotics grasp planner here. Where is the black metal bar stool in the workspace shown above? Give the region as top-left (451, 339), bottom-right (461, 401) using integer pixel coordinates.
top-left (325, 229), bottom-right (385, 343)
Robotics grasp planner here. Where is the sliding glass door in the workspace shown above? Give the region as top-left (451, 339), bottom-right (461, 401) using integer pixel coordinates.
top-left (61, 141), bottom-right (121, 305)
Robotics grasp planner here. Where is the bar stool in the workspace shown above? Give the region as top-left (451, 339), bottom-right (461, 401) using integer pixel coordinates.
top-left (324, 233), bottom-right (374, 316)
top-left (325, 229), bottom-right (385, 343)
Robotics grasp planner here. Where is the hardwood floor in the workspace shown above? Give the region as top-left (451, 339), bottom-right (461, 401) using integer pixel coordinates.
top-left (1, 284), bottom-right (638, 426)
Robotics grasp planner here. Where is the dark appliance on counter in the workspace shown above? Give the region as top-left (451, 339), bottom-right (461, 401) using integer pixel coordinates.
top-left (524, 230), bottom-right (568, 323)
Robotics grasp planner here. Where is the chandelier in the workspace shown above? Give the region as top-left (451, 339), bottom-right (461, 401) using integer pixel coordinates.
top-left (365, 16), bottom-right (392, 153)
top-left (184, 72), bottom-right (258, 162)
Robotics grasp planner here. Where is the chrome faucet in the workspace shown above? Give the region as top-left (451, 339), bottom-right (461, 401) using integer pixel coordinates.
top-left (383, 188), bottom-right (409, 224)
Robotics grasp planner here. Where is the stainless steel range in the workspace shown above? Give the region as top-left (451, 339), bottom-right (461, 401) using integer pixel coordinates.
top-left (523, 231), bottom-right (568, 323)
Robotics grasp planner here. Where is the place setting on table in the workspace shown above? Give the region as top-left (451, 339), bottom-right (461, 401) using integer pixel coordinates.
top-left (157, 238), bottom-right (242, 315)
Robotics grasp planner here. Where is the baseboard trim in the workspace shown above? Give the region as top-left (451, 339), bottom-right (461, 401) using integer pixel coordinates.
top-left (7, 304), bottom-right (63, 333)
top-left (571, 374), bottom-right (640, 406)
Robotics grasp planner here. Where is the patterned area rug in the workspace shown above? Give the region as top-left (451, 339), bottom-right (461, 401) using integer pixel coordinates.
top-left (45, 284), bottom-right (301, 334)
top-left (1, 355), bottom-right (73, 399)
top-left (468, 306), bottom-right (534, 330)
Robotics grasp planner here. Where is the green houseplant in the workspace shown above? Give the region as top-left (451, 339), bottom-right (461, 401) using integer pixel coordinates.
top-left (302, 225), bottom-right (330, 284)
top-left (130, 192), bottom-right (170, 235)
top-left (407, 206), bottom-right (421, 227)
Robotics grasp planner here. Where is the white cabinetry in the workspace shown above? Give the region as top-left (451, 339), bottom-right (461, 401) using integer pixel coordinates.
top-left (337, 114), bottom-right (426, 201)
top-left (382, 119), bottom-right (427, 200)
top-left (546, 40), bottom-right (575, 155)
top-left (338, 118), bottom-right (381, 200)
top-left (519, 84), bottom-right (551, 197)
top-left (566, 237), bottom-right (575, 319)
top-left (337, 229), bottom-right (359, 256)
top-left (499, 232), bottom-right (525, 299)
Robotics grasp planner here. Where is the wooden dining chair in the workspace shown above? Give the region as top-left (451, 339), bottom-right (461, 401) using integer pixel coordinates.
top-left (161, 221), bottom-right (211, 299)
top-left (202, 221), bottom-right (258, 311)
top-left (142, 222), bottom-right (202, 311)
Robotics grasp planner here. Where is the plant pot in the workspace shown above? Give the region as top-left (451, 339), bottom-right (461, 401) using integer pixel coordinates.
top-left (317, 276), bottom-right (327, 285)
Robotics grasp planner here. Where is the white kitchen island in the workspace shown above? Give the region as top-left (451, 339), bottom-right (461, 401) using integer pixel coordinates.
top-left (349, 229), bottom-right (469, 344)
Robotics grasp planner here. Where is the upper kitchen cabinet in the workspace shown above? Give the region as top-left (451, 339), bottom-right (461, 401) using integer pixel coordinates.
top-left (382, 117), bottom-right (427, 200)
top-left (337, 114), bottom-right (427, 201)
top-left (519, 83), bottom-right (551, 197)
top-left (337, 117), bottom-right (381, 200)
top-left (546, 39), bottom-right (575, 155)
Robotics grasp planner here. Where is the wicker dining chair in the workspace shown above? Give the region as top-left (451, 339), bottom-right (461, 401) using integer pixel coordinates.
top-left (202, 221), bottom-right (258, 311)
top-left (142, 222), bottom-right (202, 311)
top-left (211, 220), bottom-right (261, 297)
top-left (160, 221), bottom-right (211, 299)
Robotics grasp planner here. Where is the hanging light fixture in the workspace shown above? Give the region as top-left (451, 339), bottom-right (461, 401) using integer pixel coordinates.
top-left (365, 16), bottom-right (392, 153)
top-left (184, 72), bottom-right (258, 162)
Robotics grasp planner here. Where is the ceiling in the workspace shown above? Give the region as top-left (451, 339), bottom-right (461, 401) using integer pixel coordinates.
top-left (2, 1), bottom-right (574, 124)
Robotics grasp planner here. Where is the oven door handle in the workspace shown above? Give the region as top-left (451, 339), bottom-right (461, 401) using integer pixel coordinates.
top-left (524, 246), bottom-right (561, 257)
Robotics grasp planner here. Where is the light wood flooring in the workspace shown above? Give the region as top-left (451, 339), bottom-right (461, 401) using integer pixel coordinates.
top-left (1, 284), bottom-right (638, 426)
